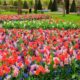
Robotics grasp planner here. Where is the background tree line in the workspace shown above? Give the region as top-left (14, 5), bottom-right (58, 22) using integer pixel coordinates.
top-left (0, 0), bottom-right (78, 14)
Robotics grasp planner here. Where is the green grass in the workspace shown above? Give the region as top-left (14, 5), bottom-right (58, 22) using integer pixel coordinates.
top-left (0, 10), bottom-right (29, 15)
top-left (45, 12), bottom-right (80, 26)
top-left (0, 11), bottom-right (17, 15)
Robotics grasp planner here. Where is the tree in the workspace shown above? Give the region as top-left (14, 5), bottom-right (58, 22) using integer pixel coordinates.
top-left (70, 0), bottom-right (77, 12)
top-left (23, 0), bottom-right (28, 9)
top-left (37, 0), bottom-right (42, 10)
top-left (29, 0), bottom-right (33, 8)
top-left (34, 0), bottom-right (42, 13)
top-left (9, 0), bottom-right (14, 5)
top-left (77, 0), bottom-right (80, 15)
top-left (43, 0), bottom-right (49, 8)
top-left (62, 0), bottom-right (66, 16)
top-left (34, 0), bottom-right (38, 13)
top-left (3, 0), bottom-right (7, 10)
top-left (0, 0), bottom-right (1, 5)
top-left (3, 1), bottom-right (7, 6)
top-left (65, 0), bottom-right (70, 14)
top-left (51, 0), bottom-right (58, 11)
top-left (18, 0), bottom-right (22, 14)
top-left (48, 0), bottom-right (52, 9)
top-left (13, 1), bottom-right (18, 7)
top-left (57, 0), bottom-right (62, 3)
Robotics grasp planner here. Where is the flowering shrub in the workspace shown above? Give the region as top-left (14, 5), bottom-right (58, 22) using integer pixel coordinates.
top-left (0, 14), bottom-right (49, 21)
top-left (3, 20), bottom-right (79, 29)
top-left (0, 28), bottom-right (80, 80)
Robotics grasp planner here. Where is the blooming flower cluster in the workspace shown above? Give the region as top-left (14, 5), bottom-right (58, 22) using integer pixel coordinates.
top-left (0, 14), bottom-right (49, 21)
top-left (0, 28), bottom-right (80, 79)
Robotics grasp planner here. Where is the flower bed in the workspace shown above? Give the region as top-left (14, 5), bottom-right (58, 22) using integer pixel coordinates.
top-left (0, 28), bottom-right (80, 80)
top-left (3, 20), bottom-right (79, 29)
top-left (0, 14), bottom-right (49, 22)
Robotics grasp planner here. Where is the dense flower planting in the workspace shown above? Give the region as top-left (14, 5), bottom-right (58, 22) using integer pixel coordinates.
top-left (3, 19), bottom-right (78, 29)
top-left (0, 28), bottom-right (80, 80)
top-left (0, 14), bottom-right (49, 21)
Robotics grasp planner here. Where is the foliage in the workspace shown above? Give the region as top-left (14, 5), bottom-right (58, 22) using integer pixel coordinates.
top-left (48, 0), bottom-right (52, 9)
top-left (65, 0), bottom-right (70, 14)
top-left (3, 1), bottom-right (7, 6)
top-left (29, 0), bottom-right (33, 8)
top-left (37, 0), bottom-right (42, 10)
top-left (70, 0), bottom-right (77, 12)
top-left (51, 0), bottom-right (58, 11)
top-left (13, 1), bottom-right (18, 7)
top-left (34, 0), bottom-right (38, 13)
top-left (0, 0), bottom-right (1, 5)
top-left (23, 0), bottom-right (29, 9)
top-left (34, 0), bottom-right (42, 12)
top-left (2, 20), bottom-right (79, 29)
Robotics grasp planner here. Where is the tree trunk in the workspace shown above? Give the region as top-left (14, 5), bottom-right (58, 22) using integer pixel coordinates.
top-left (62, 0), bottom-right (66, 16)
top-left (65, 0), bottom-right (70, 14)
top-left (18, 0), bottom-right (22, 14)
top-left (77, 0), bottom-right (80, 15)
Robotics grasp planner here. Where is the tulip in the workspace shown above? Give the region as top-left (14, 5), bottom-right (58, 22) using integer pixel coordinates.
top-left (0, 28), bottom-right (80, 79)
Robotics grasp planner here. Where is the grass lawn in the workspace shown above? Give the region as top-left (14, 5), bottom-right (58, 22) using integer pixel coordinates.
top-left (46, 12), bottom-right (80, 26)
top-left (0, 11), bottom-right (17, 15)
